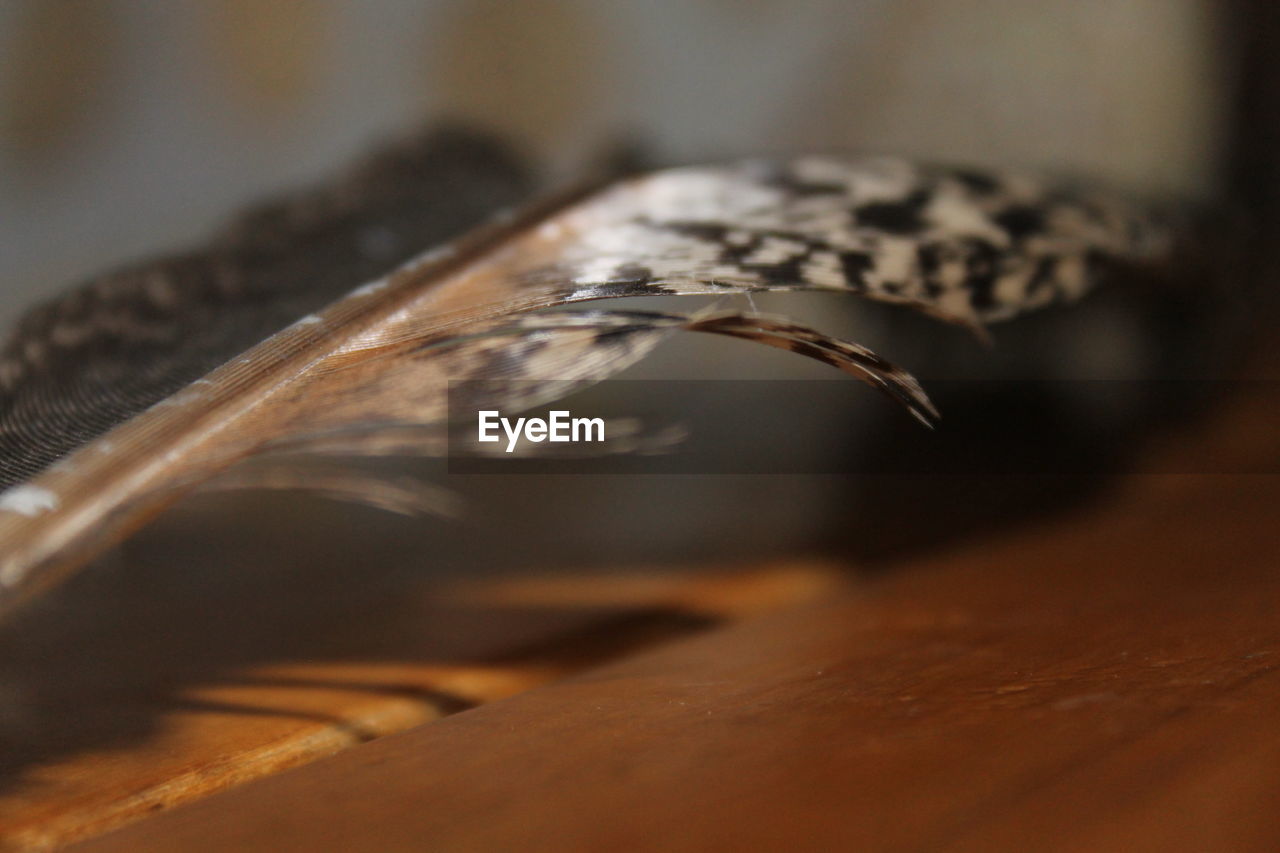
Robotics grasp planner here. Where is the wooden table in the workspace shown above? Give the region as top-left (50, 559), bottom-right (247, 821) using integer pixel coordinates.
top-left (1, 363), bottom-right (1276, 851)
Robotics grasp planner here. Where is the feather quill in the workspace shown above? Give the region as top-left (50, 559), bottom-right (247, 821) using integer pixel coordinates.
top-left (0, 156), bottom-right (1170, 614)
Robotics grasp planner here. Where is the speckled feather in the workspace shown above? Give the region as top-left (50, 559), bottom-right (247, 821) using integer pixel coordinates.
top-left (0, 154), bottom-right (1171, 614)
top-left (537, 157), bottom-right (1169, 326)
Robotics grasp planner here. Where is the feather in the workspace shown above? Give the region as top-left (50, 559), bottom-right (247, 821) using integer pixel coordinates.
top-left (0, 127), bottom-right (533, 490)
top-left (196, 458), bottom-right (464, 519)
top-left (0, 155), bottom-right (1170, 615)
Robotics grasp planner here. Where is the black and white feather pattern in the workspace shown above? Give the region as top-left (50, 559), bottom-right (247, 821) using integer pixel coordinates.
top-left (533, 157), bottom-right (1168, 325)
top-left (0, 148), bottom-right (1173, 614)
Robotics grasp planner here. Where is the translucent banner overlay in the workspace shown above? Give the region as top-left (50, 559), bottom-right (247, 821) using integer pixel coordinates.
top-left (446, 380), bottom-right (1278, 475)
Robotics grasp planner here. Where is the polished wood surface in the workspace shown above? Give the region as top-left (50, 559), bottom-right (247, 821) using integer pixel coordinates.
top-left (0, 552), bottom-right (841, 851)
top-left (69, 376), bottom-right (1280, 852)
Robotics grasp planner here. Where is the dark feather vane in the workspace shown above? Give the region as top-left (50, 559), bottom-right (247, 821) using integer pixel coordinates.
top-left (0, 138), bottom-right (1171, 614)
top-left (0, 128), bottom-right (532, 490)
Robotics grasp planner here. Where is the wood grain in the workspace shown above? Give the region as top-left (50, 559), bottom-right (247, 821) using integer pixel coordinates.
top-left (71, 378), bottom-right (1280, 852)
top-left (0, 553), bottom-right (842, 852)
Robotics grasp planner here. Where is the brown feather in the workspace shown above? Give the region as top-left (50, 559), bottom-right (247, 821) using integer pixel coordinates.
top-left (0, 156), bottom-right (1170, 615)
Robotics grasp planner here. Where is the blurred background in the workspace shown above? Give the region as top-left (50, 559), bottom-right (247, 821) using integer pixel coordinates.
top-left (0, 0), bottom-right (1230, 334)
